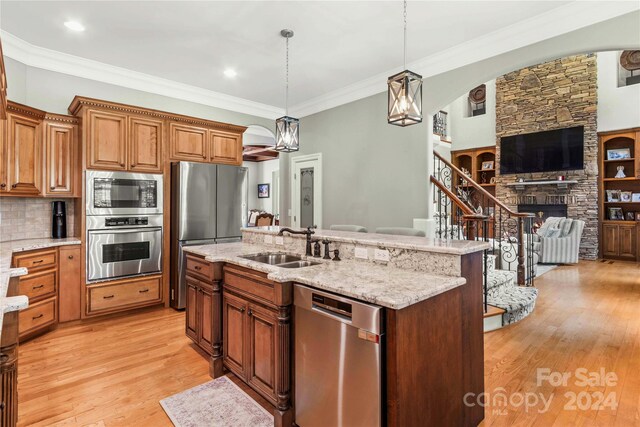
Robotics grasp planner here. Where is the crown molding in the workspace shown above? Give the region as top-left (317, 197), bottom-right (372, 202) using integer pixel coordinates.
top-left (2, 2), bottom-right (638, 120)
top-left (288, 1), bottom-right (640, 118)
top-left (1, 30), bottom-right (284, 120)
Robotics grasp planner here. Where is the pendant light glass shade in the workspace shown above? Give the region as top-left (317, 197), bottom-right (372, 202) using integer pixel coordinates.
top-left (387, 69), bottom-right (423, 126)
top-left (275, 115), bottom-right (299, 152)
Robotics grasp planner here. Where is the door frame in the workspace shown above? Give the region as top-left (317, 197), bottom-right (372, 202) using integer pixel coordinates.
top-left (290, 153), bottom-right (322, 229)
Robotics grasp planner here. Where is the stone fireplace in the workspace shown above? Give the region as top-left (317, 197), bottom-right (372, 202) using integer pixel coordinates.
top-left (495, 54), bottom-right (598, 260)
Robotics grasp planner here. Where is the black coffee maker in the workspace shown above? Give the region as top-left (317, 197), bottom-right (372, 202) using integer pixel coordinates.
top-left (52, 201), bottom-right (67, 239)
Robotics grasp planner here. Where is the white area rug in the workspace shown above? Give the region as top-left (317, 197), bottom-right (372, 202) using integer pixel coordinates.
top-left (160, 376), bottom-right (273, 427)
top-left (537, 264), bottom-right (558, 277)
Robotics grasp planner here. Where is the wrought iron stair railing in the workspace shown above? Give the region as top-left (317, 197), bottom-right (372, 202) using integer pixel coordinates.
top-left (432, 151), bottom-right (536, 288)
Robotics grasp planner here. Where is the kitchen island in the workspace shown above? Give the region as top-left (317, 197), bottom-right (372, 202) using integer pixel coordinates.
top-left (183, 227), bottom-right (489, 427)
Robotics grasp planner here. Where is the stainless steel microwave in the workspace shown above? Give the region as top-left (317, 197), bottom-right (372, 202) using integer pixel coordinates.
top-left (86, 170), bottom-right (163, 216)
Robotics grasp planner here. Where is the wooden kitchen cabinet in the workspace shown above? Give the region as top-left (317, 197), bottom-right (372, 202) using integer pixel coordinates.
top-left (184, 255), bottom-right (224, 377)
top-left (170, 122), bottom-right (208, 162)
top-left (222, 291), bottom-right (248, 377)
top-left (129, 116), bottom-right (163, 173)
top-left (6, 110), bottom-right (42, 195)
top-left (0, 38), bottom-right (7, 120)
top-left (12, 247), bottom-right (60, 341)
top-left (210, 130), bottom-right (242, 165)
top-left (43, 115), bottom-right (79, 197)
top-left (185, 275), bottom-right (218, 355)
top-left (222, 265), bottom-right (291, 411)
top-left (247, 302), bottom-right (278, 401)
top-left (602, 224), bottom-right (619, 257)
top-left (58, 246), bottom-right (81, 322)
top-left (86, 109), bottom-right (127, 171)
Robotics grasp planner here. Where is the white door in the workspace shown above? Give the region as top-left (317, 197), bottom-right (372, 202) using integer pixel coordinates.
top-left (291, 154), bottom-right (322, 229)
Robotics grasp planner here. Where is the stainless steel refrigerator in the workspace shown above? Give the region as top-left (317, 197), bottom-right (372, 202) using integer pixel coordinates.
top-left (170, 162), bottom-right (248, 309)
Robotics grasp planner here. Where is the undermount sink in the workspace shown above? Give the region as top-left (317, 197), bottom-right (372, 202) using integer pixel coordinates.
top-left (277, 260), bottom-right (320, 268)
top-left (239, 253), bottom-right (319, 268)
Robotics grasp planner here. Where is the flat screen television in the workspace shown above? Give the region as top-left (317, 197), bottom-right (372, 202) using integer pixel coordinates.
top-left (500, 126), bottom-right (584, 174)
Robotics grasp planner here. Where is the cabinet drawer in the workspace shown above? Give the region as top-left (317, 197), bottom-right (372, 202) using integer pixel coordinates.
top-left (19, 269), bottom-right (57, 301)
top-left (186, 255), bottom-right (215, 281)
top-left (13, 249), bottom-right (57, 271)
top-left (19, 297), bottom-right (57, 338)
top-left (88, 276), bottom-right (162, 314)
top-left (223, 266), bottom-right (277, 306)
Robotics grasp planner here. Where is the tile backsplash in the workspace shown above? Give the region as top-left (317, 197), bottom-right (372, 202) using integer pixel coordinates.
top-left (0, 198), bottom-right (76, 242)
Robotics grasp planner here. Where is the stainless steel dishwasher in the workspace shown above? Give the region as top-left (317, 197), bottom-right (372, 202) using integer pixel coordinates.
top-left (294, 284), bottom-right (384, 427)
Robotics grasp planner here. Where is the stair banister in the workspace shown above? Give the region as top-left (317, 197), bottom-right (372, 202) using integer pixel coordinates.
top-left (432, 150), bottom-right (535, 287)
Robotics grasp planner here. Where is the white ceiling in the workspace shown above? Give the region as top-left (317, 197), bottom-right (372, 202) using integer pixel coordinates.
top-left (1, 1), bottom-right (638, 118)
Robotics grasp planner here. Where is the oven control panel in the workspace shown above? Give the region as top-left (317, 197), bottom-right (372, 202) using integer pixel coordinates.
top-left (105, 217), bottom-right (149, 227)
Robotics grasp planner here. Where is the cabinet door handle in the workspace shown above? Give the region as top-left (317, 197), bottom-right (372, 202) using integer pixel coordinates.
top-left (103, 295), bottom-right (115, 299)
top-left (194, 266), bottom-right (202, 271)
top-left (68, 255), bottom-right (74, 259)
top-left (32, 285), bottom-right (44, 290)
top-left (139, 288), bottom-right (149, 293)
top-left (32, 314), bottom-right (44, 320)
top-left (32, 260), bottom-right (44, 264)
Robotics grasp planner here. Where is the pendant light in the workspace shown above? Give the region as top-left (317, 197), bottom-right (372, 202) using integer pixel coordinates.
top-left (275, 29), bottom-right (300, 152)
top-left (387, 0), bottom-right (423, 126)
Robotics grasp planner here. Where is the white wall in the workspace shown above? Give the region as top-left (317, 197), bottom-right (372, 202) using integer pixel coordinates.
top-left (447, 79), bottom-right (497, 151)
top-left (597, 51), bottom-right (640, 132)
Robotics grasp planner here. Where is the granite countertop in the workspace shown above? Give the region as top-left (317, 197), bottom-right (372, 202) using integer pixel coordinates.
top-left (0, 237), bottom-right (82, 336)
top-left (242, 226), bottom-right (490, 255)
top-left (184, 242), bottom-right (467, 310)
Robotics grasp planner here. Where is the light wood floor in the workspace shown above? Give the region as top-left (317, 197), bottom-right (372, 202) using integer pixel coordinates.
top-left (17, 260), bottom-right (640, 426)
top-left (483, 260), bottom-right (640, 426)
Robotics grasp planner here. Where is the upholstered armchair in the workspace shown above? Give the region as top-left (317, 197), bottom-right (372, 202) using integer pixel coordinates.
top-left (539, 218), bottom-right (585, 264)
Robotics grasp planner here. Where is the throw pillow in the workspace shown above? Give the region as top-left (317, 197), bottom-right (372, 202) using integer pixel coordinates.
top-left (559, 218), bottom-right (574, 237)
top-left (538, 217), bottom-right (562, 237)
top-left (545, 228), bottom-right (562, 238)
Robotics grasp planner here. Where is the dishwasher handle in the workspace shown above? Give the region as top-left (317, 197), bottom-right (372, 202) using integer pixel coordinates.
top-left (312, 302), bottom-right (352, 322)
top-left (294, 284), bottom-right (383, 334)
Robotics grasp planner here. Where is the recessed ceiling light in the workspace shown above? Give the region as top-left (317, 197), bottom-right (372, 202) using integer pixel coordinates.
top-left (224, 69), bottom-right (238, 78)
top-left (64, 21), bottom-right (85, 32)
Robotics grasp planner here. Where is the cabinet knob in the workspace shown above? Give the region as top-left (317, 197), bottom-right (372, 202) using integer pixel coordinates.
top-left (248, 309), bottom-right (253, 317)
top-left (239, 307), bottom-right (245, 313)
top-left (11, 184), bottom-right (17, 188)
top-left (194, 266), bottom-right (202, 271)
top-left (0, 183), bottom-right (5, 188)
top-left (68, 255), bottom-right (74, 259)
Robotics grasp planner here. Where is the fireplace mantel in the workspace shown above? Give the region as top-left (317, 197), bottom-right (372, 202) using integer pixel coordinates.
top-left (505, 179), bottom-right (578, 191)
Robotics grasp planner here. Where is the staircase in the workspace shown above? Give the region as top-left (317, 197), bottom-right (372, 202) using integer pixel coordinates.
top-left (431, 151), bottom-right (538, 330)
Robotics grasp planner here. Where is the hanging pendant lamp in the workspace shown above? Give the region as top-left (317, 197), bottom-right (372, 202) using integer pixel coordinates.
top-left (275, 29), bottom-right (300, 152)
top-left (387, 0), bottom-right (423, 126)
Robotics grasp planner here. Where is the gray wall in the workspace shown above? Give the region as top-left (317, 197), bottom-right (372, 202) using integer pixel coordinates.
top-left (279, 11), bottom-right (640, 229)
top-left (4, 57), bottom-right (274, 129)
top-left (280, 92), bottom-right (429, 232)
